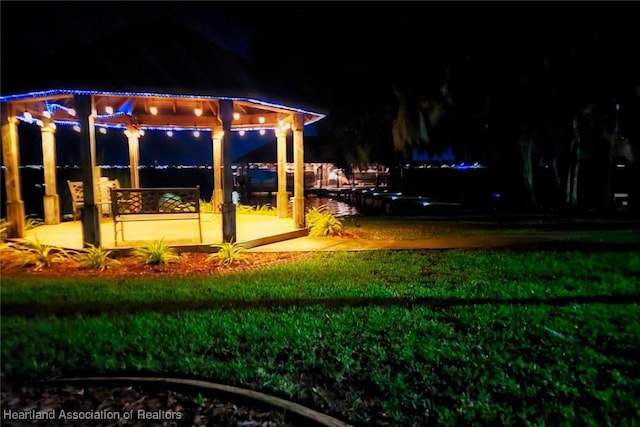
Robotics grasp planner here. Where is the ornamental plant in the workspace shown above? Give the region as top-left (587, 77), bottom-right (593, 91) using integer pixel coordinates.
top-left (305, 205), bottom-right (344, 237)
top-left (132, 238), bottom-right (179, 265)
top-left (76, 244), bottom-right (121, 271)
top-left (207, 240), bottom-right (249, 266)
top-left (1, 235), bottom-right (74, 271)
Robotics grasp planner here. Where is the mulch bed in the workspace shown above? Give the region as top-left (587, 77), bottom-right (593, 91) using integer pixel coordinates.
top-left (0, 251), bottom-right (316, 280)
top-left (1, 381), bottom-right (296, 426)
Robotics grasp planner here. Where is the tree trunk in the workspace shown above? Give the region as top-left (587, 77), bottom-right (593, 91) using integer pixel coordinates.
top-left (566, 117), bottom-right (581, 208)
top-left (518, 126), bottom-right (537, 210)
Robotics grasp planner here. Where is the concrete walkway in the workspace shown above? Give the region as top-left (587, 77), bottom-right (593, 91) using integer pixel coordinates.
top-left (248, 233), bottom-right (569, 252)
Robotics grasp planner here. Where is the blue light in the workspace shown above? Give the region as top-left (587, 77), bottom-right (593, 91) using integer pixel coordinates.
top-left (0, 89), bottom-right (326, 122)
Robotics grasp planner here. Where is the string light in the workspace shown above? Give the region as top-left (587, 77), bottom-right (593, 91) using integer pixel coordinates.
top-left (0, 89), bottom-right (328, 133)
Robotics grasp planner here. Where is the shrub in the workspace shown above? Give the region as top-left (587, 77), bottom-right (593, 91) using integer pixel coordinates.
top-left (77, 244), bottom-right (121, 271)
top-left (236, 204), bottom-right (277, 216)
top-left (305, 205), bottom-right (344, 237)
top-left (199, 199), bottom-right (216, 213)
top-left (25, 216), bottom-right (44, 230)
top-left (132, 239), bottom-right (179, 265)
top-left (1, 235), bottom-right (74, 271)
top-left (207, 241), bottom-right (249, 266)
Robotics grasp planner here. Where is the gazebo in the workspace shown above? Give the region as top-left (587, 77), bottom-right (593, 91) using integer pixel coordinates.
top-left (0, 89), bottom-right (326, 247)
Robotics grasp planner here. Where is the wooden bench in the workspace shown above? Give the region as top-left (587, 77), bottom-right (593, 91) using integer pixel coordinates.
top-left (110, 187), bottom-right (203, 245)
top-left (67, 179), bottom-right (120, 221)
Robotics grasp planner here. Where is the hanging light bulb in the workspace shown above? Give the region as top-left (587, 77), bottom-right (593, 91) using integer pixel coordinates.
top-left (73, 125), bottom-right (81, 132)
top-left (23, 112), bottom-right (33, 122)
top-left (194, 108), bottom-right (202, 117)
top-left (233, 112), bottom-right (240, 120)
top-left (193, 130), bottom-right (200, 138)
top-left (238, 130), bottom-right (245, 136)
top-left (105, 106), bottom-right (114, 114)
top-left (150, 106), bottom-right (158, 115)
top-left (258, 116), bottom-right (265, 124)
top-left (259, 129), bottom-right (266, 135)
top-left (99, 127), bottom-right (107, 134)
top-left (167, 130), bottom-right (174, 137)
top-left (42, 111), bottom-right (52, 119)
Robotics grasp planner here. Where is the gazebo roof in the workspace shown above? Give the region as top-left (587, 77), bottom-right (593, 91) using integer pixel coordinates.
top-left (0, 89), bottom-right (326, 133)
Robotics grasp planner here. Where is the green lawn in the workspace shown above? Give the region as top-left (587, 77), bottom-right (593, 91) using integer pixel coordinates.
top-left (2, 227), bottom-right (640, 426)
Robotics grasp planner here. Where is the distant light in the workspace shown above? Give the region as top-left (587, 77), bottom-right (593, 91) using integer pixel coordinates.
top-left (238, 130), bottom-right (245, 136)
top-left (105, 106), bottom-right (114, 114)
top-left (616, 164), bottom-right (626, 169)
top-left (258, 116), bottom-right (265, 124)
top-left (422, 201), bottom-right (431, 207)
top-left (193, 130), bottom-right (200, 138)
top-left (167, 130), bottom-right (173, 137)
top-left (233, 112), bottom-right (240, 120)
top-left (194, 108), bottom-right (202, 117)
top-left (259, 129), bottom-right (266, 135)
top-left (150, 106), bottom-right (158, 115)
top-left (99, 127), bottom-right (107, 134)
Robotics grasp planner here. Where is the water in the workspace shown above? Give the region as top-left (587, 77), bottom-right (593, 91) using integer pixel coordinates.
top-left (1, 167), bottom-right (359, 219)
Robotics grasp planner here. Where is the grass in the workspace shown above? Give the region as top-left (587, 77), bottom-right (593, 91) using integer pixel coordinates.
top-left (1, 228), bottom-right (639, 426)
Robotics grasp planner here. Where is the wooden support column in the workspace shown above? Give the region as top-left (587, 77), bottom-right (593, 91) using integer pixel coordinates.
top-left (212, 126), bottom-right (223, 211)
top-left (220, 100), bottom-right (236, 242)
top-left (292, 113), bottom-right (305, 228)
top-left (75, 94), bottom-right (101, 247)
top-left (41, 122), bottom-right (60, 224)
top-left (0, 102), bottom-right (25, 238)
top-left (126, 125), bottom-right (140, 188)
top-left (276, 127), bottom-right (289, 218)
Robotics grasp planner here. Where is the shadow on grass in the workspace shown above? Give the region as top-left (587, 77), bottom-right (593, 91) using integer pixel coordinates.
top-left (3, 293), bottom-right (639, 318)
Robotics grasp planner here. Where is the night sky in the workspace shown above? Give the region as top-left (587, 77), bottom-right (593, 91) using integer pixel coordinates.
top-left (1, 1), bottom-right (639, 166)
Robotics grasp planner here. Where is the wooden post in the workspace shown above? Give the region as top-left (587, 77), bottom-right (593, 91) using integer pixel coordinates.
top-left (0, 102), bottom-right (25, 238)
top-left (40, 122), bottom-right (60, 224)
top-left (75, 94), bottom-right (101, 247)
top-left (292, 113), bottom-right (305, 228)
top-left (220, 100), bottom-right (236, 242)
top-left (126, 125), bottom-right (140, 188)
top-left (212, 126), bottom-right (223, 211)
top-left (276, 127), bottom-right (289, 218)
